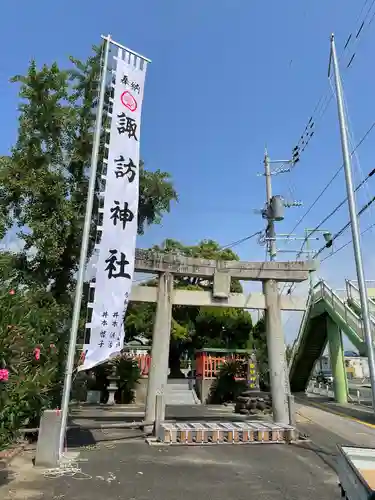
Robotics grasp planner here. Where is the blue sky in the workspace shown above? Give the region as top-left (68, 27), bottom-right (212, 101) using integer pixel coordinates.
top-left (1, 0), bottom-right (375, 345)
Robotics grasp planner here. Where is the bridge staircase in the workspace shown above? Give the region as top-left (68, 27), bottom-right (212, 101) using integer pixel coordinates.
top-left (289, 280), bottom-right (375, 393)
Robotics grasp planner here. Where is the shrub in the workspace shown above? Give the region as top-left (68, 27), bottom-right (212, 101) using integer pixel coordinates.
top-left (0, 286), bottom-right (68, 450)
top-left (85, 355), bottom-right (141, 405)
top-left (113, 356), bottom-right (141, 404)
top-left (208, 360), bottom-right (247, 404)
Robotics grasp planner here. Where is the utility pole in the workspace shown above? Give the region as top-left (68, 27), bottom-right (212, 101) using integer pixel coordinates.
top-left (330, 33), bottom-right (375, 412)
top-left (262, 149), bottom-right (290, 424)
top-left (264, 151), bottom-right (277, 260)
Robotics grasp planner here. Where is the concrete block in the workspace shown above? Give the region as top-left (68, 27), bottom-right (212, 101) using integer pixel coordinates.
top-left (35, 409), bottom-right (62, 468)
top-left (213, 270), bottom-right (231, 298)
top-left (135, 377), bottom-right (148, 405)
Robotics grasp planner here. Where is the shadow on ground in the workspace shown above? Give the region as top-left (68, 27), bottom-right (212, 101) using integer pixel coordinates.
top-left (66, 426), bottom-right (146, 449)
top-left (0, 460), bottom-right (16, 488)
top-left (66, 403), bottom-right (271, 449)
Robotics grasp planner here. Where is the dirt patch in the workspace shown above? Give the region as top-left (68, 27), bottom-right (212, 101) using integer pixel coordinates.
top-left (0, 450), bottom-right (46, 500)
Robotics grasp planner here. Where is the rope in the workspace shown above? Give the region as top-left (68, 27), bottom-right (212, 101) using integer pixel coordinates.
top-left (43, 454), bottom-right (92, 480)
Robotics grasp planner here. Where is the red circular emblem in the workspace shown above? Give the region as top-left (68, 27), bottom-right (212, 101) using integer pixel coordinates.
top-left (120, 91), bottom-right (137, 112)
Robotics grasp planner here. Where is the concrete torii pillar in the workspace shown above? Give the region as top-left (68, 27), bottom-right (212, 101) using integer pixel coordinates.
top-left (144, 272), bottom-right (173, 428)
top-left (263, 279), bottom-right (289, 424)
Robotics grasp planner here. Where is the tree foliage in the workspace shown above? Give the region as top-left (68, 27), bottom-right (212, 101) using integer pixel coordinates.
top-left (0, 47), bottom-right (177, 297)
top-left (125, 239), bottom-right (253, 376)
top-left (207, 360), bottom-right (248, 404)
top-left (0, 43), bottom-right (178, 441)
top-left (194, 307), bottom-right (253, 349)
top-left (252, 316), bottom-right (269, 390)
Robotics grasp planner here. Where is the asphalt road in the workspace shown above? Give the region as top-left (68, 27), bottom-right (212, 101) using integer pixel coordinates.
top-left (4, 400), bottom-right (374, 500)
top-left (1, 441), bottom-right (339, 500)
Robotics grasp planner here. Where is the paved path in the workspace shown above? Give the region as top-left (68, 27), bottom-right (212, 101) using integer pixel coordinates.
top-left (1, 441), bottom-right (338, 500)
top-left (296, 394), bottom-right (375, 427)
top-left (295, 398), bottom-right (375, 471)
top-left (5, 401), bottom-right (375, 499)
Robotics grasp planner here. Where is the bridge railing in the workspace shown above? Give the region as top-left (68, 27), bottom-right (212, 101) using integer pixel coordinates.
top-left (289, 280), bottom-right (366, 376)
top-left (318, 281), bottom-right (365, 340)
top-left (346, 280), bottom-right (375, 320)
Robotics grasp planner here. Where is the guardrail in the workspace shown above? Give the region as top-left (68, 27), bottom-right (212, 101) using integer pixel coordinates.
top-left (306, 381), bottom-right (335, 399)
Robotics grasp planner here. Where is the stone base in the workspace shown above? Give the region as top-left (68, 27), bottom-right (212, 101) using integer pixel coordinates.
top-left (135, 377), bottom-right (148, 405)
top-left (156, 421), bottom-right (297, 444)
top-left (234, 390), bottom-right (272, 416)
top-left (195, 379), bottom-right (214, 403)
top-left (35, 409), bottom-right (62, 468)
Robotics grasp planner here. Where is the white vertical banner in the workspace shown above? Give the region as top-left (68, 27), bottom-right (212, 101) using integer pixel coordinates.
top-left (80, 46), bottom-right (148, 371)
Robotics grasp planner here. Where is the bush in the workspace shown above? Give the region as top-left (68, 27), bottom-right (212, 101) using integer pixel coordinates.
top-left (0, 286), bottom-right (68, 450)
top-left (82, 355), bottom-right (141, 405)
top-left (113, 356), bottom-right (141, 404)
top-left (208, 360), bottom-right (247, 404)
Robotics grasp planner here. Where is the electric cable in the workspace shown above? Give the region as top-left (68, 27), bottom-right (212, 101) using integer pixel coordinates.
top-left (219, 230), bottom-right (263, 251)
top-left (342, 0), bottom-right (375, 69)
top-left (342, 78), bottom-right (375, 225)
top-left (313, 194), bottom-right (375, 259)
top-left (285, 193), bottom-right (375, 296)
top-left (290, 0), bottom-right (375, 162)
top-left (295, 165), bottom-right (375, 260)
top-left (285, 120), bottom-right (375, 242)
top-left (321, 221), bottom-right (375, 263)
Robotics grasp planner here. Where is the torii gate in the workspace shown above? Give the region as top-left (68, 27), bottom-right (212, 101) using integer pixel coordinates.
top-left (128, 249), bottom-right (316, 426)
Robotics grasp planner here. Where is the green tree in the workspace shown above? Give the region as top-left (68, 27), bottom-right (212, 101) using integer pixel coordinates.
top-left (0, 48), bottom-right (177, 297)
top-left (0, 45), bottom-right (177, 402)
top-left (194, 307), bottom-right (253, 350)
top-left (125, 239), bottom-right (253, 377)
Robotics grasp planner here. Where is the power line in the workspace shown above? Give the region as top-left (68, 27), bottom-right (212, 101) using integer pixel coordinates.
top-left (294, 164), bottom-right (375, 260)
top-left (286, 120), bottom-right (375, 240)
top-left (313, 194), bottom-right (375, 259)
top-left (219, 230), bottom-right (262, 251)
top-left (343, 0), bottom-right (375, 69)
top-left (321, 221), bottom-right (375, 263)
top-left (284, 192), bottom-right (375, 296)
top-left (290, 0), bottom-right (375, 162)
top-left (220, 120), bottom-right (375, 280)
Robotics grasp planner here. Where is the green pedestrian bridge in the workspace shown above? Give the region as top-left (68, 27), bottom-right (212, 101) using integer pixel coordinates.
top-left (289, 280), bottom-right (375, 402)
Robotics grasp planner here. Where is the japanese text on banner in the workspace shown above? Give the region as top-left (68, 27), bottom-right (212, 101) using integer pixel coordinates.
top-left (80, 52), bottom-right (147, 371)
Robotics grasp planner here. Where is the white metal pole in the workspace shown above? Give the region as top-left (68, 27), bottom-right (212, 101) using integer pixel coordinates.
top-left (330, 33), bottom-right (375, 412)
top-left (58, 34), bottom-right (111, 456)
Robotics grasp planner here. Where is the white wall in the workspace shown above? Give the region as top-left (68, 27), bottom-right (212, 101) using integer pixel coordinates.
top-left (314, 356), bottom-right (369, 379)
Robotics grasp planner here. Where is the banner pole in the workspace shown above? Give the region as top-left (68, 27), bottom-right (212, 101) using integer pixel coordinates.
top-left (100, 35), bottom-right (152, 63)
top-left (58, 34), bottom-right (111, 457)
